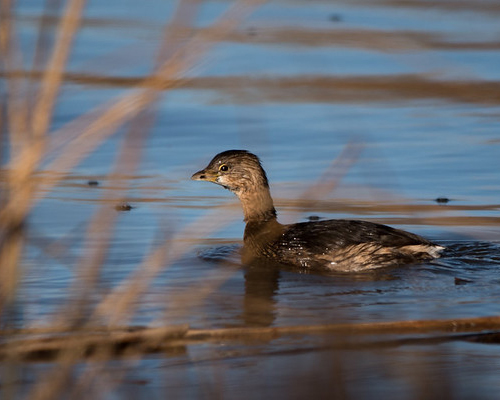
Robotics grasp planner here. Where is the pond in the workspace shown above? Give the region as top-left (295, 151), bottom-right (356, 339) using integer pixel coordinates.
top-left (2, 0), bottom-right (500, 398)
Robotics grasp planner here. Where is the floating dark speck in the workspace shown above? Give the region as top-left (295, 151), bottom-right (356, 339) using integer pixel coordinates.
top-left (115, 203), bottom-right (133, 211)
top-left (454, 277), bottom-right (473, 285)
top-left (329, 14), bottom-right (342, 22)
top-left (87, 180), bottom-right (99, 186)
top-left (435, 197), bottom-right (450, 204)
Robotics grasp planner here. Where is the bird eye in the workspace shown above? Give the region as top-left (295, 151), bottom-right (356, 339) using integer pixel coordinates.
top-left (219, 164), bottom-right (229, 172)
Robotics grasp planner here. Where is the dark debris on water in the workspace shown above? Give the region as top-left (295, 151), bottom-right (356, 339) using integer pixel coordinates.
top-left (435, 197), bottom-right (450, 204)
top-left (115, 203), bottom-right (134, 211)
top-left (454, 277), bottom-right (473, 285)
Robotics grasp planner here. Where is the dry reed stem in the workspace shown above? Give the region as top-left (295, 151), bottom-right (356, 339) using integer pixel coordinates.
top-left (24, 0), bottom-right (204, 396)
top-left (294, 140), bottom-right (364, 211)
top-left (0, 0), bottom-right (86, 311)
top-left (54, 116), bottom-right (152, 329)
top-left (3, 315), bottom-right (500, 362)
top-left (0, 0), bottom-right (85, 222)
top-left (93, 202), bottom-right (241, 326)
top-left (0, 0), bottom-right (267, 224)
top-left (46, 0), bottom-right (201, 327)
top-left (0, 0), bottom-right (30, 153)
top-left (159, 257), bottom-right (241, 326)
top-left (5, 0), bottom-right (85, 187)
top-left (0, 0), bottom-right (263, 310)
top-left (47, 194), bottom-right (237, 394)
top-left (0, 3), bottom-right (85, 396)
top-left (188, 315), bottom-right (500, 339)
top-left (74, 0), bottom-right (266, 327)
top-left (1, 326), bottom-right (188, 360)
top-left (1, 0), bottom-right (265, 397)
top-left (155, 0), bottom-right (201, 64)
top-left (28, 0), bottom-right (65, 80)
top-left (31, 0), bottom-right (86, 140)
top-left (25, 0), bottom-right (65, 166)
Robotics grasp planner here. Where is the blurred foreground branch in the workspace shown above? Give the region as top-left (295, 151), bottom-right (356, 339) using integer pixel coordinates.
top-left (2, 315), bottom-right (500, 362)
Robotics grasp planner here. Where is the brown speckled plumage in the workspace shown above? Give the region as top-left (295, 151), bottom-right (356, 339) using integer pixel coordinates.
top-left (192, 150), bottom-right (444, 272)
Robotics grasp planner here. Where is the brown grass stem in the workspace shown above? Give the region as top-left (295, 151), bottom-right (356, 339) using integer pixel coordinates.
top-left (3, 315), bottom-right (500, 362)
top-left (0, 0), bottom-right (266, 228)
top-left (92, 202), bottom-right (241, 327)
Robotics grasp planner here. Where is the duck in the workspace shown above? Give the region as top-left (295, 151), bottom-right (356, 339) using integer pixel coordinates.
top-left (191, 150), bottom-right (444, 272)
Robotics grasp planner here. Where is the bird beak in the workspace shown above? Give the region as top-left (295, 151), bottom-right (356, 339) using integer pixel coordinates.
top-left (191, 169), bottom-right (218, 183)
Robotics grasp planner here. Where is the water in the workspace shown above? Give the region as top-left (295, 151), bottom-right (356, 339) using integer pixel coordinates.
top-left (4, 0), bottom-right (500, 398)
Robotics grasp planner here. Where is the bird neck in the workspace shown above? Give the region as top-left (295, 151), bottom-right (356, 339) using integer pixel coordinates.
top-left (237, 186), bottom-right (277, 223)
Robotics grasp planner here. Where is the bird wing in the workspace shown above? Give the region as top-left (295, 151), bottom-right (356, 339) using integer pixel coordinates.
top-left (281, 219), bottom-right (434, 253)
